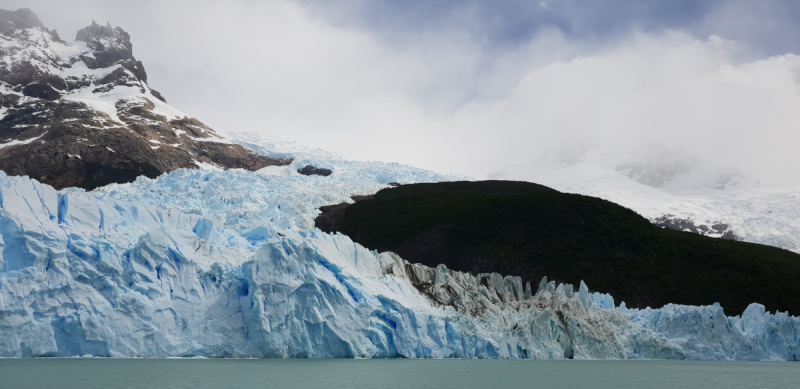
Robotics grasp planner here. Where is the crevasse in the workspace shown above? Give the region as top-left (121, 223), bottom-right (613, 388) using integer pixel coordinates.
top-left (0, 171), bottom-right (797, 360)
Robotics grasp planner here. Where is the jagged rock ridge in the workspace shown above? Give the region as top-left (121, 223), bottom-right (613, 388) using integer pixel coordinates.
top-left (652, 214), bottom-right (739, 240)
top-left (0, 8), bottom-right (289, 190)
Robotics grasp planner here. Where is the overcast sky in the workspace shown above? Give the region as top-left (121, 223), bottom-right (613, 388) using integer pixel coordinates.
top-left (7, 0), bottom-right (800, 183)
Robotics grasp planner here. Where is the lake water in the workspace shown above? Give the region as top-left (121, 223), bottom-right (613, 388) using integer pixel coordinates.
top-left (0, 359), bottom-right (797, 389)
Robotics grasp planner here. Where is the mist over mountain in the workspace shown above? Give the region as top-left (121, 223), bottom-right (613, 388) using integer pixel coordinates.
top-left (4, 1), bottom-right (800, 187)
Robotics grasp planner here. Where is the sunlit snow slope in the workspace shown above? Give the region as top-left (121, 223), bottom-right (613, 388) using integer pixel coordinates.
top-left (0, 136), bottom-right (797, 360)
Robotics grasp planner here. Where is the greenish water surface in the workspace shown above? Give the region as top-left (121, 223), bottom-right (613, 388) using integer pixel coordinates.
top-left (0, 359), bottom-right (797, 389)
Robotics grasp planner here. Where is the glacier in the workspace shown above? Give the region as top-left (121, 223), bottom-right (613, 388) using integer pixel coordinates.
top-left (0, 165), bottom-right (798, 359)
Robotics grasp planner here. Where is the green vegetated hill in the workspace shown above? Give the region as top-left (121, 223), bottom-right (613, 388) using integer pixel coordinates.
top-left (329, 180), bottom-right (800, 315)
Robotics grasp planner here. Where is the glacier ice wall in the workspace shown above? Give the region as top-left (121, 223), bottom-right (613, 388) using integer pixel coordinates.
top-left (0, 171), bottom-right (798, 360)
top-left (94, 157), bottom-right (466, 232)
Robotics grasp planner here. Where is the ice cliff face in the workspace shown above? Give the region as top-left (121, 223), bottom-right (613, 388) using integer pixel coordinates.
top-left (0, 168), bottom-right (797, 360)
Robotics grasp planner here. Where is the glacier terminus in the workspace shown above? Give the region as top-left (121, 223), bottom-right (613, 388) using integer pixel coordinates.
top-left (0, 139), bottom-right (797, 360)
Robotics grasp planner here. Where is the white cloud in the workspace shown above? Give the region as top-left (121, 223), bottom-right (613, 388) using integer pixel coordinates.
top-left (6, 0), bottom-right (800, 184)
top-left (438, 32), bottom-right (800, 183)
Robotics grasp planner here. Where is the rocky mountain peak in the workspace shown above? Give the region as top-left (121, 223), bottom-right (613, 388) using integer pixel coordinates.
top-left (76, 20), bottom-right (135, 69)
top-left (0, 8), bottom-right (45, 35)
top-left (73, 18), bottom-right (151, 91)
top-left (0, 8), bottom-right (290, 190)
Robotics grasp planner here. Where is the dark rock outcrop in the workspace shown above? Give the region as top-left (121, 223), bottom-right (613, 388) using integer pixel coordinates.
top-left (297, 165), bottom-right (332, 177)
top-left (150, 89), bottom-right (167, 103)
top-left (316, 195), bottom-right (374, 233)
top-left (652, 214), bottom-right (740, 241)
top-left (21, 83), bottom-right (60, 100)
top-left (0, 97), bottom-right (290, 190)
top-left (316, 203), bottom-right (350, 233)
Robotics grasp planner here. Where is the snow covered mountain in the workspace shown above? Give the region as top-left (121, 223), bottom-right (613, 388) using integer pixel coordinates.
top-left (0, 8), bottom-right (798, 361)
top-left (0, 8), bottom-right (288, 190)
top-left (0, 134), bottom-right (797, 360)
top-left (490, 148), bottom-right (800, 253)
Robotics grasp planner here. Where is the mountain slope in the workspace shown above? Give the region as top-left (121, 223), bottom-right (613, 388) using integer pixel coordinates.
top-left (490, 150), bottom-right (800, 254)
top-left (320, 180), bottom-right (800, 315)
top-left (0, 8), bottom-right (288, 190)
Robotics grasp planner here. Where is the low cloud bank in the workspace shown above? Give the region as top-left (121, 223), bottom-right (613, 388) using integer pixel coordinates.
top-left (7, 0), bottom-right (800, 184)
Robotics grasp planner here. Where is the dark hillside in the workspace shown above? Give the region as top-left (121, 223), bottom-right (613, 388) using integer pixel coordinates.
top-left (323, 180), bottom-right (800, 315)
